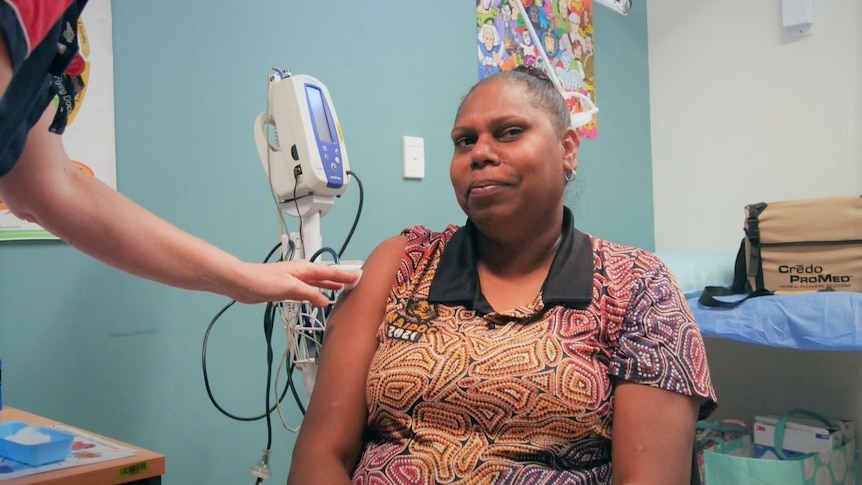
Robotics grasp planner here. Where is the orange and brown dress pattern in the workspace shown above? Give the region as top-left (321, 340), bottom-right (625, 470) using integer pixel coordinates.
top-left (353, 223), bottom-right (716, 485)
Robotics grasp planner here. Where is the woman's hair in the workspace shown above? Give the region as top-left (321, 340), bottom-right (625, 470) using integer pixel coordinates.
top-left (459, 65), bottom-right (570, 132)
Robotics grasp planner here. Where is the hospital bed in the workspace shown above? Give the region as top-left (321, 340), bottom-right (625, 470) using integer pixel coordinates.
top-left (658, 250), bottom-right (862, 351)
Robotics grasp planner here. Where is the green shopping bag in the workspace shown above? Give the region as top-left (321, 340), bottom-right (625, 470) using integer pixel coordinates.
top-left (704, 410), bottom-right (858, 485)
top-left (696, 419), bottom-right (749, 484)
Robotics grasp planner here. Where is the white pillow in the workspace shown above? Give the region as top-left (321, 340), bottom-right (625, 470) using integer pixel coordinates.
top-left (653, 250), bottom-right (738, 298)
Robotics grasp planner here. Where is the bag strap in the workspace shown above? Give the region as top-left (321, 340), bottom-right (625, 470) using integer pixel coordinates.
top-left (698, 240), bottom-right (773, 308)
top-left (697, 436), bottom-right (731, 452)
top-left (696, 419), bottom-right (747, 434)
top-left (731, 237), bottom-right (748, 294)
top-left (690, 443), bottom-right (702, 485)
top-left (774, 408), bottom-right (836, 460)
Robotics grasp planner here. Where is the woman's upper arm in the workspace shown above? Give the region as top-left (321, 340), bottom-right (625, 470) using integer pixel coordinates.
top-left (611, 381), bottom-right (700, 485)
top-left (0, 106), bottom-right (72, 217)
top-left (288, 235), bottom-right (407, 478)
top-left (609, 261), bottom-right (715, 484)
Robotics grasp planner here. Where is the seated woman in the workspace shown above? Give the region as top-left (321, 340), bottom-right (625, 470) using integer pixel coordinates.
top-left (287, 65), bottom-right (717, 485)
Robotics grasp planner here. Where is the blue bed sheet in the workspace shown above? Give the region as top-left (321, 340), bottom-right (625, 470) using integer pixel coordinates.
top-left (688, 292), bottom-right (862, 351)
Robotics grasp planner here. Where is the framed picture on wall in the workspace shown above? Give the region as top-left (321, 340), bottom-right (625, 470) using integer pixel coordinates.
top-left (0, 0), bottom-right (117, 241)
top-left (477, 0), bottom-right (597, 139)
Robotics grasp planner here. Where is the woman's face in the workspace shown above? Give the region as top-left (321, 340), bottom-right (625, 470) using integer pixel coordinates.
top-left (449, 79), bottom-right (578, 226)
top-left (559, 1), bottom-right (570, 16)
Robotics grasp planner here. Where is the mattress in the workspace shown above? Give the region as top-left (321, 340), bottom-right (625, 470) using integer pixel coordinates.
top-left (688, 292), bottom-right (862, 350)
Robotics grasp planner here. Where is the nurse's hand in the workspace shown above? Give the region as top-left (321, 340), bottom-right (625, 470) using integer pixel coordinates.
top-left (226, 260), bottom-right (360, 306)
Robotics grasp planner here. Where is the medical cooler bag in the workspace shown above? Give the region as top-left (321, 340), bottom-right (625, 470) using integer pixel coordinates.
top-left (700, 195), bottom-right (862, 307)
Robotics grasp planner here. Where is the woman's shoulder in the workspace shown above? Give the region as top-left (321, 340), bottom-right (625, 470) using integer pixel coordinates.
top-left (587, 234), bottom-right (667, 275)
top-left (388, 224), bottom-right (463, 281)
top-left (365, 224), bottom-right (461, 271)
top-left (399, 224), bottom-right (462, 247)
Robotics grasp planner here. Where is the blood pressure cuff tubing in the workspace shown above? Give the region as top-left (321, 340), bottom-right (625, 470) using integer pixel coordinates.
top-left (0, 0), bottom-right (88, 177)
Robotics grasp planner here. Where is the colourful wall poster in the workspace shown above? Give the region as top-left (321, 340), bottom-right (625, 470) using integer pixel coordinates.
top-left (477, 0), bottom-right (597, 139)
top-left (0, 0), bottom-right (116, 241)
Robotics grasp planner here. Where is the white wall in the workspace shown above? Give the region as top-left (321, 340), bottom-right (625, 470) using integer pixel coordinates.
top-left (858, 0), bottom-right (862, 190)
top-left (647, 0), bottom-right (862, 429)
top-left (648, 0), bottom-right (861, 252)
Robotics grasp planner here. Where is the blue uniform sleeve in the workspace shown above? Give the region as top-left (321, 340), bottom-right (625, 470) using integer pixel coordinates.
top-left (0, 0), bottom-right (88, 176)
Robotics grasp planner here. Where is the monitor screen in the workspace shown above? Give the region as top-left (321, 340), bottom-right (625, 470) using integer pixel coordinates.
top-left (306, 85), bottom-right (334, 143)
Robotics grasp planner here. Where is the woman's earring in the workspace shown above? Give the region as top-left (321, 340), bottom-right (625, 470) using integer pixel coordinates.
top-left (565, 170), bottom-right (576, 183)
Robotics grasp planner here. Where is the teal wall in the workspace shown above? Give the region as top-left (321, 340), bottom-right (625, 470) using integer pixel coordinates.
top-left (0, 1), bottom-right (652, 483)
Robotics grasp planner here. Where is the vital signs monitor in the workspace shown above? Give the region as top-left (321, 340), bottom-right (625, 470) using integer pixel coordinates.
top-left (254, 72), bottom-right (349, 201)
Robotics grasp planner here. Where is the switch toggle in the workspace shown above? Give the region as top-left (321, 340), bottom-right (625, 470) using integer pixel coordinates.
top-left (402, 136), bottom-right (425, 180)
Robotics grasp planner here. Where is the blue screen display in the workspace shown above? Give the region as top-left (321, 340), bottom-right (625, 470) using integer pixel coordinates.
top-left (305, 85), bottom-right (334, 143)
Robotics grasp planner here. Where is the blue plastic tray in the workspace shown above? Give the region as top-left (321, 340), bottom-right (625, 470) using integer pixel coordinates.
top-left (0, 421), bottom-right (74, 466)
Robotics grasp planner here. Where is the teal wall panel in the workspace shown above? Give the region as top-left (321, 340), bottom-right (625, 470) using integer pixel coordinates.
top-left (0, 2), bottom-right (652, 483)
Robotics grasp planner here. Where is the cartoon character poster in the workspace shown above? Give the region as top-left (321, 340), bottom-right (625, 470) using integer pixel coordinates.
top-left (0, 0), bottom-right (116, 241)
top-left (477, 0), bottom-right (597, 139)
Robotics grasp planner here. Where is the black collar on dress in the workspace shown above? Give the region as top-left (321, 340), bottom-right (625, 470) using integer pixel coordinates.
top-left (428, 207), bottom-right (594, 313)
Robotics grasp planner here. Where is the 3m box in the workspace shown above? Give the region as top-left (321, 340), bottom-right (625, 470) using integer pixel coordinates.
top-left (753, 415), bottom-right (850, 460)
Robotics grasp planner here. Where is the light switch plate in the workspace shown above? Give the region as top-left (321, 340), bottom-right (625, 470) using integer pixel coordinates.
top-left (402, 136), bottom-right (425, 179)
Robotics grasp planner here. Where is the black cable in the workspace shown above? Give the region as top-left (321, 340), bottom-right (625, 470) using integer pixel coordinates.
top-left (309, 246), bottom-right (340, 302)
top-left (308, 246), bottom-right (339, 264)
top-left (285, 171), bottom-right (365, 415)
top-left (299, 247), bottom-right (338, 377)
top-left (201, 298), bottom-right (295, 421)
top-left (279, 240), bottom-right (311, 415)
top-left (263, 301), bottom-right (276, 450)
top-left (338, 170), bottom-right (364, 258)
top-left (287, 360), bottom-right (306, 415)
top-left (292, 167), bottom-right (303, 250)
top-left (265, 240), bottom-right (285, 264)
top-left (203, 169), bottom-right (364, 476)
top-left (201, 241), bottom-right (293, 422)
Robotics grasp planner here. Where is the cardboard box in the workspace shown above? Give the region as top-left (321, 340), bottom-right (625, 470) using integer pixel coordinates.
top-left (753, 415), bottom-right (848, 460)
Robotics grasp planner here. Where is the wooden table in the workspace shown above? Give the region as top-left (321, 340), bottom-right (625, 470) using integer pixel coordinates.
top-left (0, 407), bottom-right (164, 484)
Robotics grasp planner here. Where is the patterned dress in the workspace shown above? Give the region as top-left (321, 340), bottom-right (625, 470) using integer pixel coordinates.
top-left (352, 208), bottom-right (717, 485)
